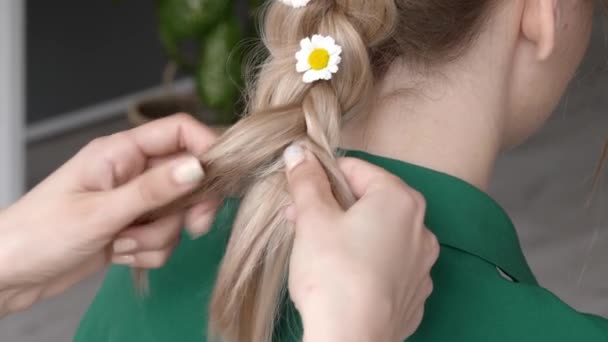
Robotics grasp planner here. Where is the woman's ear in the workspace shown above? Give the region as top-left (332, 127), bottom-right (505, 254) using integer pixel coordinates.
top-left (522, 0), bottom-right (559, 61)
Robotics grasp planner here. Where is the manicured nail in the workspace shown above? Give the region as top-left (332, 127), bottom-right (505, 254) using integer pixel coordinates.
top-left (186, 215), bottom-right (214, 239)
top-left (113, 238), bottom-right (138, 254)
top-left (112, 255), bottom-right (135, 266)
top-left (173, 157), bottom-right (205, 185)
top-left (283, 144), bottom-right (306, 171)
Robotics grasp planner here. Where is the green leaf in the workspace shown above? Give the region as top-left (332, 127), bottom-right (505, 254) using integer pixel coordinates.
top-left (196, 16), bottom-right (243, 124)
top-left (248, 0), bottom-right (264, 9)
top-left (156, 0), bottom-right (231, 39)
top-left (157, 0), bottom-right (235, 71)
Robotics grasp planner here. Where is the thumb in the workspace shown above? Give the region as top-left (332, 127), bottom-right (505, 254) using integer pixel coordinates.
top-left (106, 156), bottom-right (205, 226)
top-left (283, 144), bottom-right (342, 222)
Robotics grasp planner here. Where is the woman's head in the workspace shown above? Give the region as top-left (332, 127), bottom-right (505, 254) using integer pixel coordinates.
top-left (253, 0), bottom-right (595, 150)
top-left (369, 0), bottom-right (594, 148)
top-left (505, 0), bottom-right (594, 146)
top-left (166, 1), bottom-right (596, 341)
top-left (250, 0), bottom-right (499, 123)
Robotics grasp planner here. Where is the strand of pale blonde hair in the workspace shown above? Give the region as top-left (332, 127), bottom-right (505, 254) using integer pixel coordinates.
top-left (138, 1), bottom-right (398, 341)
top-left (206, 2), bottom-right (396, 341)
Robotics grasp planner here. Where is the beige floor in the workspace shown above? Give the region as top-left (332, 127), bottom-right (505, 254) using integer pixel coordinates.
top-left (3, 14), bottom-right (608, 342)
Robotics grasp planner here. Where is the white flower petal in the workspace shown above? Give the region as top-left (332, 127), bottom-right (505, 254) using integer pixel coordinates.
top-left (321, 70), bottom-right (333, 80)
top-left (295, 34), bottom-right (342, 83)
top-left (300, 37), bottom-right (313, 51)
top-left (295, 49), bottom-right (309, 62)
top-left (323, 36), bottom-right (336, 47)
top-left (328, 55), bottom-right (341, 66)
top-left (303, 70), bottom-right (319, 83)
top-left (296, 60), bottom-right (311, 72)
top-left (327, 44), bottom-right (342, 55)
top-left (311, 35), bottom-right (324, 47)
top-left (278, 0), bottom-right (311, 8)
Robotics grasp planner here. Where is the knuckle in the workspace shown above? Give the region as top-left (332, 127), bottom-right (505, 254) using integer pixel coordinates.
top-left (399, 187), bottom-right (425, 211)
top-left (169, 113), bottom-right (206, 133)
top-left (171, 112), bottom-right (195, 123)
top-left (297, 180), bottom-right (325, 201)
top-left (424, 231), bottom-right (441, 265)
top-left (83, 133), bottom-right (135, 181)
top-left (394, 187), bottom-right (419, 212)
top-left (382, 174), bottom-right (406, 190)
top-left (424, 277), bottom-right (434, 298)
top-left (411, 308), bottom-right (425, 329)
top-left (83, 136), bottom-right (110, 154)
top-left (135, 180), bottom-right (165, 207)
top-left (290, 162), bottom-right (315, 182)
top-left (409, 190), bottom-right (426, 211)
top-left (402, 308), bottom-right (425, 339)
top-left (106, 131), bottom-right (130, 146)
top-left (292, 171), bottom-right (330, 202)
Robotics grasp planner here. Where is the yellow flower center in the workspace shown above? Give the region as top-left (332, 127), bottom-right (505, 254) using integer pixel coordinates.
top-left (308, 48), bottom-right (330, 71)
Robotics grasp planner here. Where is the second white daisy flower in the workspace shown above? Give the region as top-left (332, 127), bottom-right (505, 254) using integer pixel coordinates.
top-left (295, 35), bottom-right (342, 84)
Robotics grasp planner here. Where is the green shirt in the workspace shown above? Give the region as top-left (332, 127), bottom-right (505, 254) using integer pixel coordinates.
top-left (74, 150), bottom-right (608, 341)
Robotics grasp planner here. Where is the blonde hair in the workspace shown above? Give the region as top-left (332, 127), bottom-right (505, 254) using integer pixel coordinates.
top-left (146, 0), bottom-right (495, 341)
top-left (203, 2), bottom-right (396, 340)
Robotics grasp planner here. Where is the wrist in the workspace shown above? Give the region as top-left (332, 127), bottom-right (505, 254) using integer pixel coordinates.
top-left (0, 210), bottom-right (15, 288)
top-left (0, 209), bottom-right (42, 317)
top-left (0, 207), bottom-right (30, 289)
top-left (300, 306), bottom-right (357, 342)
top-left (299, 294), bottom-right (392, 342)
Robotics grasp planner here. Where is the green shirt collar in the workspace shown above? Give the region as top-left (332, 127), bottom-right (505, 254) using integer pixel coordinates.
top-left (345, 150), bottom-right (538, 285)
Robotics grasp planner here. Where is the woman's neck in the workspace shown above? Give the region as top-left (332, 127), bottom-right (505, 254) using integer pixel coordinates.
top-left (341, 60), bottom-right (509, 191)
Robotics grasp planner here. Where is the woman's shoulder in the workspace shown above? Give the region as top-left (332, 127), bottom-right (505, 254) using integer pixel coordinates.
top-left (410, 247), bottom-right (608, 342)
top-left (74, 194), bottom-right (608, 342)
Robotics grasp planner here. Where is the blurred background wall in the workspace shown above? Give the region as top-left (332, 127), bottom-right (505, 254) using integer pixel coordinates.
top-left (26, 1), bottom-right (166, 124)
top-left (1, 2), bottom-right (608, 342)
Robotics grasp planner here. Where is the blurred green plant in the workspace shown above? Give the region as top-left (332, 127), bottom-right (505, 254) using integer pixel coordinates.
top-left (151, 0), bottom-right (262, 123)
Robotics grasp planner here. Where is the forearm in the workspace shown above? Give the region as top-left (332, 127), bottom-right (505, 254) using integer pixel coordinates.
top-left (302, 314), bottom-right (369, 342)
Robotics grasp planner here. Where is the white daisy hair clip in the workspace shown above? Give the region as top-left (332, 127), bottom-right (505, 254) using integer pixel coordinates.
top-left (278, 0), bottom-right (312, 8)
top-left (295, 34), bottom-right (342, 84)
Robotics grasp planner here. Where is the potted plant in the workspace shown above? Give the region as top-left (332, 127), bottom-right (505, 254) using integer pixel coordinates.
top-left (127, 0), bottom-right (261, 127)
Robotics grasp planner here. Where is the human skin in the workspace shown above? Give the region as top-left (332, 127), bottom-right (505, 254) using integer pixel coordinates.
top-left (0, 114), bottom-right (220, 317)
top-left (342, 0), bottom-right (595, 191)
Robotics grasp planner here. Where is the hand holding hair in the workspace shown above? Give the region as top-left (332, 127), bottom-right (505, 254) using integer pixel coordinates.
top-left (283, 144), bottom-right (440, 342)
top-left (0, 114), bottom-right (219, 317)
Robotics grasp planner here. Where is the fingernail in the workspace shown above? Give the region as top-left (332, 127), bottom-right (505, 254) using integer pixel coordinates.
top-left (173, 157), bottom-right (205, 185)
top-left (112, 255), bottom-right (135, 266)
top-left (283, 144), bottom-right (306, 171)
top-left (113, 238), bottom-right (138, 254)
top-left (186, 215), bottom-right (214, 239)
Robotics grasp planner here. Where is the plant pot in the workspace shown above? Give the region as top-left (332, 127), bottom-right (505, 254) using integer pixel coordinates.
top-left (128, 93), bottom-right (228, 134)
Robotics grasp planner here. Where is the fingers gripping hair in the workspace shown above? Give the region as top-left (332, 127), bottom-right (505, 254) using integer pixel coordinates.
top-left (131, 1), bottom-right (499, 339)
top-left (133, 1), bottom-right (399, 341)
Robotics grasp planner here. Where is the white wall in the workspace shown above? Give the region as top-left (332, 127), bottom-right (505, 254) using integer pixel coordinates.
top-left (0, 0), bottom-right (25, 207)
